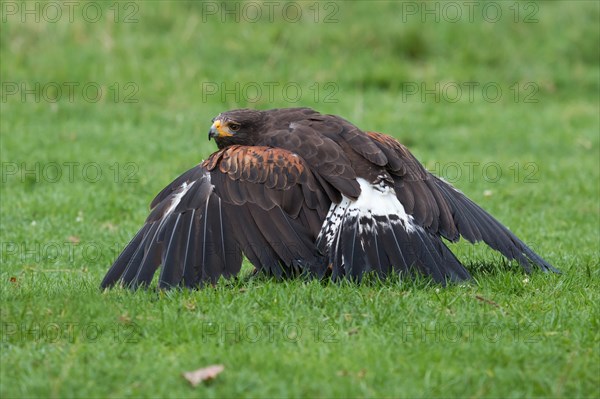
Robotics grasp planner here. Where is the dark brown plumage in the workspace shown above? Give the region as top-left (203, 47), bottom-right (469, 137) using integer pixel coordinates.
top-left (101, 107), bottom-right (558, 289)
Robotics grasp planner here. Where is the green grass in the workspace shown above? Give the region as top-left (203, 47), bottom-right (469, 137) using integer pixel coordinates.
top-left (1, 1), bottom-right (599, 398)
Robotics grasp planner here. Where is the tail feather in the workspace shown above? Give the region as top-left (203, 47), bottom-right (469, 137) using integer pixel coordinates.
top-left (318, 178), bottom-right (471, 284)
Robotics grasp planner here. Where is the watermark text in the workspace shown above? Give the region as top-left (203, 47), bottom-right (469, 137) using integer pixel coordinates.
top-left (1, 1), bottom-right (139, 23)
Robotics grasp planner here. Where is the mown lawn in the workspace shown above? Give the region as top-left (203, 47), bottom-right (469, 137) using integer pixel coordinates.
top-left (1, 1), bottom-right (599, 398)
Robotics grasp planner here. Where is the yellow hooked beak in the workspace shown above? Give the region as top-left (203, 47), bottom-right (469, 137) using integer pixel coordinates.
top-left (208, 120), bottom-right (233, 140)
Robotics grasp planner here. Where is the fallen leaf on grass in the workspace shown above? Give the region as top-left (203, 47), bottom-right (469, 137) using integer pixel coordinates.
top-left (336, 369), bottom-right (367, 378)
top-left (183, 364), bottom-right (224, 386)
top-left (118, 313), bottom-right (131, 323)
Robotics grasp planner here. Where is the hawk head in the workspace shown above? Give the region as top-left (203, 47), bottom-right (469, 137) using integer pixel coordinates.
top-left (208, 109), bottom-right (266, 149)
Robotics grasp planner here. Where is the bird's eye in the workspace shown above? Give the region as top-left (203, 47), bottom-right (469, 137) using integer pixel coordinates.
top-left (229, 123), bottom-right (241, 132)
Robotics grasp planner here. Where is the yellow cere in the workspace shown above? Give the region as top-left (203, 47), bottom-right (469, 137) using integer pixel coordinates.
top-left (213, 119), bottom-right (233, 137)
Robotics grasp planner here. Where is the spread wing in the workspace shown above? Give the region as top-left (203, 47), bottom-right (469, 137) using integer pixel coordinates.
top-left (364, 131), bottom-right (559, 273)
top-left (251, 111), bottom-right (556, 282)
top-left (100, 146), bottom-right (331, 289)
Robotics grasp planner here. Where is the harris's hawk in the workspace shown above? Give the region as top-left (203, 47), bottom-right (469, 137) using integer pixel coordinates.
top-left (101, 107), bottom-right (558, 289)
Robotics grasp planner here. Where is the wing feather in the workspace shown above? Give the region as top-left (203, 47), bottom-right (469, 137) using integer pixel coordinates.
top-left (364, 131), bottom-right (558, 273)
top-left (101, 146), bottom-right (331, 289)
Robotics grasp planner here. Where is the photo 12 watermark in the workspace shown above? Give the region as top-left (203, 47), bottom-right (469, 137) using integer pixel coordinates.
top-left (199, 1), bottom-right (339, 23)
top-left (201, 81), bottom-right (339, 104)
top-left (399, 81), bottom-right (539, 104)
top-left (1, 241), bottom-right (128, 266)
top-left (399, 321), bottom-right (541, 343)
top-left (1, 1), bottom-right (139, 24)
top-left (1, 82), bottom-right (139, 104)
top-left (2, 161), bottom-right (139, 184)
top-left (1, 240), bottom-right (328, 267)
top-left (198, 321), bottom-right (339, 343)
top-left (398, 1), bottom-right (539, 24)
top-left (1, 321), bottom-right (141, 344)
top-left (429, 161), bottom-right (540, 184)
